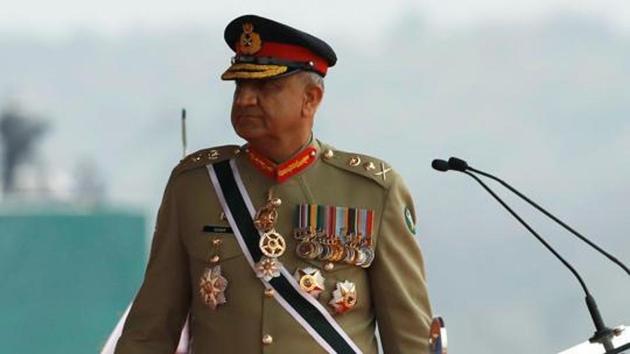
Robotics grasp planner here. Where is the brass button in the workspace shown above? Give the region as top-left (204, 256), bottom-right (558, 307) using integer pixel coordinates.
top-left (212, 238), bottom-right (223, 247)
top-left (210, 255), bottom-right (220, 263)
top-left (262, 334), bottom-right (273, 345)
top-left (207, 150), bottom-right (220, 160)
top-left (323, 149), bottom-right (334, 159)
top-left (264, 288), bottom-right (275, 297)
top-left (324, 262), bottom-right (335, 271)
top-left (348, 156), bottom-right (361, 167)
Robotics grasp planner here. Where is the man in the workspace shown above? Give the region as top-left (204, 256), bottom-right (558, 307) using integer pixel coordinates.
top-left (115, 14), bottom-right (432, 354)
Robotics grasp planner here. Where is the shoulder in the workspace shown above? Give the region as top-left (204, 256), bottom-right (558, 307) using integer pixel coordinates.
top-left (171, 145), bottom-right (241, 178)
top-left (318, 141), bottom-right (400, 191)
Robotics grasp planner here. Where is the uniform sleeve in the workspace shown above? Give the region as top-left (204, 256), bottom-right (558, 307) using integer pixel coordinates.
top-left (368, 173), bottom-right (433, 354)
top-left (115, 174), bottom-right (191, 354)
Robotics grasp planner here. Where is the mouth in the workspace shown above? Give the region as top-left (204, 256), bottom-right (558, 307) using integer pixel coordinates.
top-left (234, 112), bottom-right (262, 123)
top-left (237, 114), bottom-right (259, 120)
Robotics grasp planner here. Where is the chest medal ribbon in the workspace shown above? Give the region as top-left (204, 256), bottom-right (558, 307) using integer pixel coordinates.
top-left (294, 204), bottom-right (375, 268)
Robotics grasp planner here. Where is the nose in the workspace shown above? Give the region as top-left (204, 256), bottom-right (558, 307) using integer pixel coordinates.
top-left (234, 83), bottom-right (258, 107)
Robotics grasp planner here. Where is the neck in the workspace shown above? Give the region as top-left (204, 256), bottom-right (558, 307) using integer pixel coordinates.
top-left (248, 132), bottom-right (312, 163)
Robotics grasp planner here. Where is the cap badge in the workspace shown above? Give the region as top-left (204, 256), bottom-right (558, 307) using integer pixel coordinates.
top-left (238, 22), bottom-right (262, 55)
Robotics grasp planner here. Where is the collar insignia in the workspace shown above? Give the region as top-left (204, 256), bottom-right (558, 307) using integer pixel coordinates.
top-left (246, 146), bottom-right (317, 183)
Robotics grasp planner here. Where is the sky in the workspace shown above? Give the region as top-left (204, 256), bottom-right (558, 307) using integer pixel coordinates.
top-left (3, 0), bottom-right (630, 39)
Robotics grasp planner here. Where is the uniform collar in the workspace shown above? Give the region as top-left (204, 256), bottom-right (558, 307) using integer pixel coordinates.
top-left (244, 138), bottom-right (320, 183)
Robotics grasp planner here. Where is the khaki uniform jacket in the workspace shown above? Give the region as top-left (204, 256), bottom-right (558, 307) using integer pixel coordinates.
top-left (115, 140), bottom-right (432, 354)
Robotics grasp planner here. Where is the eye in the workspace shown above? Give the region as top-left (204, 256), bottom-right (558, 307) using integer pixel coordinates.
top-left (262, 79), bottom-right (281, 91)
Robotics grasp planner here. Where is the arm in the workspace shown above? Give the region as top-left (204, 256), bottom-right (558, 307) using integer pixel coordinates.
top-left (115, 173), bottom-right (191, 354)
top-left (369, 173), bottom-right (433, 353)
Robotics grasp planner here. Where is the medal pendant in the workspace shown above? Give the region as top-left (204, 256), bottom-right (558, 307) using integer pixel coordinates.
top-left (255, 256), bottom-right (282, 281)
top-left (330, 244), bottom-right (345, 262)
top-left (254, 197), bottom-right (281, 232)
top-left (318, 244), bottom-right (332, 261)
top-left (353, 247), bottom-right (367, 266)
top-left (297, 240), bottom-right (321, 259)
top-left (359, 246), bottom-right (375, 268)
top-left (259, 230), bottom-right (286, 258)
top-left (329, 280), bottom-right (357, 314)
top-left (343, 246), bottom-right (356, 264)
top-left (296, 241), bottom-right (313, 258)
top-left (199, 265), bottom-right (228, 310)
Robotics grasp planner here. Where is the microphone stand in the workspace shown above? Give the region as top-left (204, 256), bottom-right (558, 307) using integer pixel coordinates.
top-left (465, 164), bottom-right (629, 277)
top-left (433, 158), bottom-right (629, 353)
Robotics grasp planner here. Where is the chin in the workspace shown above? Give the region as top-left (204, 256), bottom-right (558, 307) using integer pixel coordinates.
top-left (234, 125), bottom-right (266, 142)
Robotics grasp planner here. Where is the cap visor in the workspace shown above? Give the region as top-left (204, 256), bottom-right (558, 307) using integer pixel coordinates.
top-left (221, 63), bottom-right (289, 80)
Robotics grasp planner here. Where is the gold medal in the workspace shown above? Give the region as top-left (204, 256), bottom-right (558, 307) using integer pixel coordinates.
top-left (254, 195), bottom-right (281, 232)
top-left (199, 265), bottom-right (228, 310)
top-left (254, 191), bottom-right (286, 281)
top-left (330, 243), bottom-right (345, 262)
top-left (259, 230), bottom-right (286, 258)
top-left (329, 280), bottom-right (357, 314)
top-left (294, 267), bottom-right (325, 298)
top-left (297, 240), bottom-right (321, 259)
top-left (296, 240), bottom-right (314, 258)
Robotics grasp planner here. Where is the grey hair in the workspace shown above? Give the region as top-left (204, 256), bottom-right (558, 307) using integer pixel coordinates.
top-left (303, 71), bottom-right (325, 92)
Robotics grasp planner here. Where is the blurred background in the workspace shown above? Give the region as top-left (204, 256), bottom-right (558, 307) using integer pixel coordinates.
top-left (1, 1), bottom-right (629, 353)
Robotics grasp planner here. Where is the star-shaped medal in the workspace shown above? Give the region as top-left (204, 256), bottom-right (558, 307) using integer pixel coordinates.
top-left (294, 267), bottom-right (325, 298)
top-left (329, 280), bottom-right (358, 314)
top-left (199, 265), bottom-right (228, 310)
top-left (255, 256), bottom-right (281, 281)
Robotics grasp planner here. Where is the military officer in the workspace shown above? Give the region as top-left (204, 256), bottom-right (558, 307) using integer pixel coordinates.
top-left (115, 14), bottom-right (433, 354)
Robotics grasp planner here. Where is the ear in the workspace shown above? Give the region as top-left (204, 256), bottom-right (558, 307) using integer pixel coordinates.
top-left (302, 83), bottom-right (323, 118)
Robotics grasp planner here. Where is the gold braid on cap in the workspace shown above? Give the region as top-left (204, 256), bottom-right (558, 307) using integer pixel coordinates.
top-left (221, 63), bottom-right (288, 80)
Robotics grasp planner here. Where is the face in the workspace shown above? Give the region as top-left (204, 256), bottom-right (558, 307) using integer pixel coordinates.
top-left (231, 73), bottom-right (309, 142)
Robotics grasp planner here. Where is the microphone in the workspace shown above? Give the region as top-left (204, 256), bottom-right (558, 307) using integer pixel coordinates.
top-left (431, 159), bottom-right (449, 172)
top-left (431, 158), bottom-right (468, 172)
top-left (432, 156), bottom-right (629, 352)
top-left (446, 157), bottom-right (468, 172)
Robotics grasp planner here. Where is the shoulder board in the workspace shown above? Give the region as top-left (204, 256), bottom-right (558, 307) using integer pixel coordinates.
top-left (319, 143), bottom-right (394, 189)
top-left (172, 145), bottom-right (241, 176)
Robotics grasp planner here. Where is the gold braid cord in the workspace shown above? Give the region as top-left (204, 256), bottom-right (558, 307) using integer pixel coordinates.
top-left (221, 63), bottom-right (288, 80)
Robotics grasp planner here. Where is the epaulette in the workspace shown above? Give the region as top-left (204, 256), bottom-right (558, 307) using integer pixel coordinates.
top-left (172, 145), bottom-right (241, 177)
top-left (319, 143), bottom-right (394, 189)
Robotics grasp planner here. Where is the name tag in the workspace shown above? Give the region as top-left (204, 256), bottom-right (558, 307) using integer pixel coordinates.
top-left (202, 225), bottom-right (234, 234)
